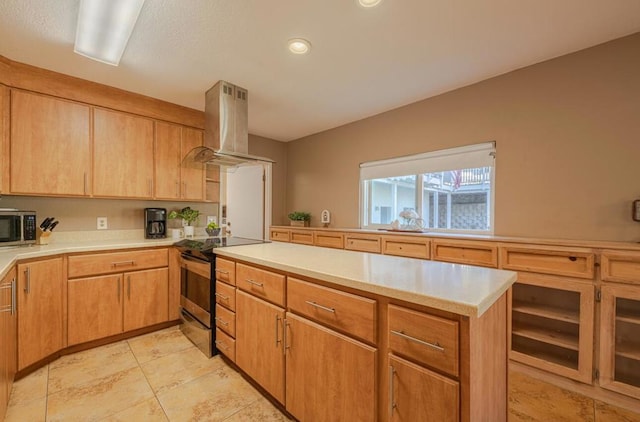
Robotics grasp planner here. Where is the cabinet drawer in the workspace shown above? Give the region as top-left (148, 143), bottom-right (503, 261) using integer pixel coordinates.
top-left (215, 304), bottom-right (236, 337)
top-left (388, 305), bottom-right (459, 377)
top-left (68, 248), bottom-right (168, 278)
top-left (601, 251), bottom-right (640, 285)
top-left (500, 245), bottom-right (594, 279)
top-left (314, 231), bottom-right (344, 249)
top-left (237, 263), bottom-right (286, 307)
top-left (382, 236), bottom-right (430, 260)
top-left (287, 277), bottom-right (377, 344)
top-left (290, 230), bottom-right (314, 245)
top-left (432, 240), bottom-right (497, 268)
top-left (270, 229), bottom-right (290, 242)
top-left (215, 257), bottom-right (236, 286)
top-left (344, 234), bottom-right (381, 253)
top-left (215, 280), bottom-right (236, 311)
top-left (215, 328), bottom-right (236, 362)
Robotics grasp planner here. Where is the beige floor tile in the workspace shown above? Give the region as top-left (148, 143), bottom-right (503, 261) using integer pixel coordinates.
top-left (46, 366), bottom-right (155, 422)
top-left (99, 397), bottom-right (168, 422)
top-left (128, 326), bottom-right (194, 364)
top-left (595, 400), bottom-right (640, 422)
top-left (141, 347), bottom-right (226, 394)
top-left (509, 371), bottom-right (595, 422)
top-left (224, 397), bottom-right (292, 422)
top-left (48, 341), bottom-right (138, 394)
top-left (157, 365), bottom-right (262, 422)
top-left (7, 364), bottom-right (48, 407)
top-left (4, 396), bottom-right (46, 422)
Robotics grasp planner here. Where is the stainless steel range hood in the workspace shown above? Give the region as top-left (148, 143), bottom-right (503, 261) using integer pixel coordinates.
top-left (184, 81), bottom-right (273, 167)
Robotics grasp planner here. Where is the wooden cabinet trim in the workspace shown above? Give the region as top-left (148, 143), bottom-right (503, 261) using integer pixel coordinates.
top-left (601, 251), bottom-right (640, 285)
top-left (432, 239), bottom-right (498, 268)
top-left (500, 245), bottom-right (595, 279)
top-left (382, 235), bottom-right (431, 260)
top-left (270, 228), bottom-right (291, 242)
top-left (344, 233), bottom-right (382, 253)
top-left (313, 231), bottom-right (344, 249)
top-left (290, 230), bottom-right (314, 245)
top-left (68, 248), bottom-right (169, 278)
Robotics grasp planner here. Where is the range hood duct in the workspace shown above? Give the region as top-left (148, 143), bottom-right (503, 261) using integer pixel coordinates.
top-left (185, 80), bottom-right (273, 167)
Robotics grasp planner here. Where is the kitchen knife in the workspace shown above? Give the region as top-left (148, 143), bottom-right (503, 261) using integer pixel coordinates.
top-left (40, 217), bottom-right (53, 230)
top-left (47, 221), bottom-right (59, 232)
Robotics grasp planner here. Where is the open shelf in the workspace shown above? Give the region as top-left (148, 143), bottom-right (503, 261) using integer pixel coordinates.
top-left (512, 325), bottom-right (579, 351)
top-left (512, 334), bottom-right (579, 370)
top-left (512, 301), bottom-right (580, 324)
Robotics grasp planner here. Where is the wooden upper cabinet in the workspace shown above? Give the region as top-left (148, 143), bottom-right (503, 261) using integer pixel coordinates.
top-left (10, 90), bottom-right (91, 196)
top-left (93, 108), bottom-right (154, 198)
top-left (1, 85), bottom-right (9, 194)
top-left (154, 122), bottom-right (204, 201)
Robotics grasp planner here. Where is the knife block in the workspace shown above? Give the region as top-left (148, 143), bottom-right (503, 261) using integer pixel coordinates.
top-left (37, 229), bottom-right (51, 245)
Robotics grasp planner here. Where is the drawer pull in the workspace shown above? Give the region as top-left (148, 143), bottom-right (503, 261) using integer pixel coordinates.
top-left (215, 269), bottom-right (229, 275)
top-left (112, 260), bottom-right (135, 267)
top-left (568, 256), bottom-right (577, 262)
top-left (391, 329), bottom-right (444, 352)
top-left (245, 279), bottom-right (264, 287)
top-left (389, 365), bottom-right (396, 417)
top-left (215, 340), bottom-right (229, 351)
top-left (305, 300), bottom-right (336, 313)
top-left (215, 317), bottom-right (228, 326)
top-left (215, 292), bottom-right (229, 301)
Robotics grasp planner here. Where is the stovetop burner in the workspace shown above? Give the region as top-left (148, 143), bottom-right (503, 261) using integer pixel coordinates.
top-left (174, 236), bottom-right (268, 261)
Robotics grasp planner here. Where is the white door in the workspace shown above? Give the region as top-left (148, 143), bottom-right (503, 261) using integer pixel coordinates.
top-left (224, 163), bottom-right (270, 240)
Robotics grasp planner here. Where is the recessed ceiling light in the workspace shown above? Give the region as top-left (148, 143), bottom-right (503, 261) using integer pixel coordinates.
top-left (358, 0), bottom-right (383, 7)
top-left (288, 38), bottom-right (311, 55)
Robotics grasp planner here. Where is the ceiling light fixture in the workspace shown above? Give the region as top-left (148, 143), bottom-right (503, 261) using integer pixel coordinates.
top-left (358, 0), bottom-right (383, 7)
top-left (74, 0), bottom-right (146, 66)
top-left (288, 38), bottom-right (311, 55)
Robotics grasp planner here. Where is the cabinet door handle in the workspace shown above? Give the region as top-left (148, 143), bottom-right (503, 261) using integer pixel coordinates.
top-left (215, 317), bottom-right (228, 326)
top-left (275, 315), bottom-right (282, 347)
top-left (111, 261), bottom-right (135, 267)
top-left (127, 276), bottom-right (131, 300)
top-left (117, 277), bottom-right (121, 301)
top-left (390, 330), bottom-right (444, 352)
top-left (176, 181), bottom-right (180, 198)
top-left (24, 267), bottom-right (31, 294)
top-left (214, 292), bottom-right (229, 301)
top-left (389, 365), bottom-right (396, 417)
top-left (305, 300), bottom-right (335, 313)
top-left (283, 319), bottom-right (290, 354)
top-left (245, 279), bottom-right (264, 288)
top-left (11, 277), bottom-right (16, 315)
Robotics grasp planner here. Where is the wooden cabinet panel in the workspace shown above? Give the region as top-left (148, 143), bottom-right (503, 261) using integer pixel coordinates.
top-left (236, 263), bottom-right (285, 307)
top-left (236, 290), bottom-right (285, 403)
top-left (389, 354), bottom-right (459, 422)
top-left (215, 327), bottom-right (236, 362)
top-left (68, 248), bottom-right (168, 278)
top-left (93, 108), bottom-right (154, 198)
top-left (285, 313), bottom-right (377, 422)
top-left (215, 280), bottom-right (236, 311)
top-left (180, 127), bottom-right (205, 201)
top-left (290, 230), bottom-right (313, 245)
top-left (123, 268), bottom-right (169, 332)
top-left (388, 304), bottom-right (459, 377)
top-left (10, 90), bottom-right (90, 196)
top-left (382, 235), bottom-right (431, 259)
top-left (601, 251), bottom-right (640, 285)
top-left (1, 85), bottom-right (9, 195)
top-left (17, 258), bottom-right (64, 370)
top-left (499, 245), bottom-right (594, 279)
top-left (432, 239), bottom-right (498, 268)
top-left (313, 231), bottom-right (344, 249)
top-left (1, 267), bottom-right (16, 422)
top-left (287, 277), bottom-right (377, 344)
top-left (154, 121), bottom-right (182, 199)
top-left (68, 274), bottom-right (123, 345)
top-left (270, 228), bottom-right (290, 242)
top-left (214, 304), bottom-right (236, 337)
top-left (215, 257), bottom-right (236, 286)
top-left (345, 233), bottom-right (381, 253)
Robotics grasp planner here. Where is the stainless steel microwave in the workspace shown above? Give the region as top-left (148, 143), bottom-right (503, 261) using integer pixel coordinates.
top-left (0, 209), bottom-right (37, 246)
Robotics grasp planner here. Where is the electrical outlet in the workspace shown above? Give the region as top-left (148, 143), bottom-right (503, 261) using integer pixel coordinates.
top-left (97, 217), bottom-right (108, 230)
top-left (207, 216), bottom-right (217, 225)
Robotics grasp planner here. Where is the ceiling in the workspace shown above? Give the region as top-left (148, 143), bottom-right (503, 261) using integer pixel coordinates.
top-left (1, 1), bottom-right (639, 142)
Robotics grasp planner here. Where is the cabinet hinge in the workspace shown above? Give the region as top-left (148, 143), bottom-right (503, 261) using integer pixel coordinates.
top-left (595, 289), bottom-right (602, 302)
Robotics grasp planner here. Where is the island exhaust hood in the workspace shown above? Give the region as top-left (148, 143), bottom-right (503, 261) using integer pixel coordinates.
top-left (184, 81), bottom-right (274, 167)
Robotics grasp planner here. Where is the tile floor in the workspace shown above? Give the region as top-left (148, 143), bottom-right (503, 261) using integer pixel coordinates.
top-left (5, 327), bottom-right (291, 422)
top-left (6, 327), bottom-right (640, 421)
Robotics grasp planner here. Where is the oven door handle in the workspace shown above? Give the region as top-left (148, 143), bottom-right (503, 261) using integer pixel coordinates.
top-left (181, 254), bottom-right (210, 264)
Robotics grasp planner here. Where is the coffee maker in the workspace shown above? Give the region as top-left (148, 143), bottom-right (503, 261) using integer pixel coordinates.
top-left (145, 208), bottom-right (167, 239)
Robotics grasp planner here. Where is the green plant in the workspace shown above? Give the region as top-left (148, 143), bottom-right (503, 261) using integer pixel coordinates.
top-left (207, 221), bottom-right (219, 229)
top-left (288, 211), bottom-right (311, 222)
top-left (168, 207), bottom-right (200, 226)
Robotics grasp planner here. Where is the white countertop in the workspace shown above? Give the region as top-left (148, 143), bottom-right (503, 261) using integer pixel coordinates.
top-left (215, 242), bottom-right (517, 317)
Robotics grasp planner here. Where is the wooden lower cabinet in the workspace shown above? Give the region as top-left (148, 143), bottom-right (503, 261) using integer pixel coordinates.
top-left (17, 258), bottom-right (64, 370)
top-left (235, 290), bottom-right (286, 403)
top-left (1, 267), bottom-right (17, 421)
top-left (285, 313), bottom-right (377, 422)
top-left (123, 268), bottom-right (169, 331)
top-left (389, 354), bottom-right (459, 422)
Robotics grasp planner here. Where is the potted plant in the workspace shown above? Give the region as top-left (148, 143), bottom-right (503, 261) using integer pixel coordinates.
top-left (206, 221), bottom-right (221, 237)
top-left (168, 207), bottom-right (200, 238)
top-left (288, 211), bottom-right (311, 227)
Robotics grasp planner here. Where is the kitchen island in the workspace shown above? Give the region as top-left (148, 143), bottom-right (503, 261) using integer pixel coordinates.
top-left (214, 241), bottom-right (517, 422)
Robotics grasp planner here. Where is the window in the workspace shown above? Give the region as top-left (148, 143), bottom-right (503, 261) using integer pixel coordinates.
top-left (360, 142), bottom-right (495, 233)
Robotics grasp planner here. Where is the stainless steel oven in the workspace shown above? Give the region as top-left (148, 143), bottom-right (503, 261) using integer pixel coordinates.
top-left (179, 253), bottom-right (213, 357)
